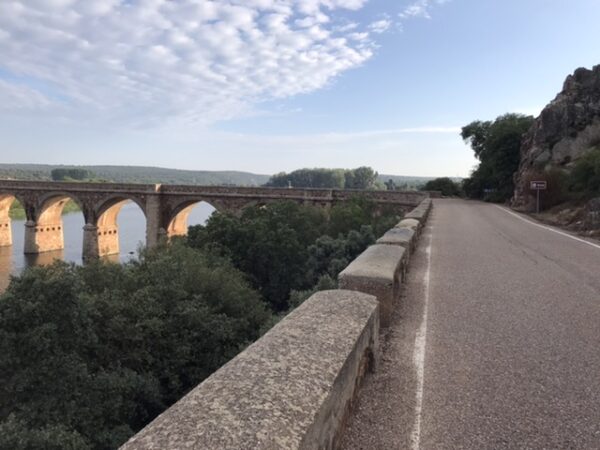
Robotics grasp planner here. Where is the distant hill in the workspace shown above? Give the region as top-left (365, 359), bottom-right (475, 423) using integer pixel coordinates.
top-left (0, 164), bottom-right (271, 186)
top-left (0, 163), bottom-right (436, 189)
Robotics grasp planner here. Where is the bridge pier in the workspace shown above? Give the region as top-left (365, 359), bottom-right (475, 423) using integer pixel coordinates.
top-left (24, 220), bottom-right (64, 254)
top-left (146, 193), bottom-right (162, 248)
top-left (0, 220), bottom-right (11, 247)
top-left (82, 224), bottom-right (99, 260)
top-left (0, 196), bottom-right (14, 247)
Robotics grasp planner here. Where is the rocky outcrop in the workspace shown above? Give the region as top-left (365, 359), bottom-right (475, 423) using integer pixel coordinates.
top-left (584, 197), bottom-right (600, 230)
top-left (513, 65), bottom-right (600, 209)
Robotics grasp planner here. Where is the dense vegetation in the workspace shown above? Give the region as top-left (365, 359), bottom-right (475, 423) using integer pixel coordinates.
top-left (187, 198), bottom-right (399, 312)
top-left (0, 197), bottom-right (400, 448)
top-left (266, 166), bottom-right (380, 189)
top-left (0, 243), bottom-right (271, 449)
top-left (420, 177), bottom-right (462, 197)
top-left (461, 114), bottom-right (534, 202)
top-left (51, 168), bottom-right (95, 181)
top-left (568, 146), bottom-right (600, 197)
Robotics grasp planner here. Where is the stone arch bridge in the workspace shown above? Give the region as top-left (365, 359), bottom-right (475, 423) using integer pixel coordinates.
top-left (0, 180), bottom-right (426, 260)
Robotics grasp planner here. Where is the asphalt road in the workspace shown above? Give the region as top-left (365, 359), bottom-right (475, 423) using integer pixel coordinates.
top-left (342, 199), bottom-right (600, 450)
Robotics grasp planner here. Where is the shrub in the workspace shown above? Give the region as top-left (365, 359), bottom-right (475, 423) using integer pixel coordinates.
top-left (421, 177), bottom-right (462, 197)
top-left (569, 147), bottom-right (600, 197)
top-left (0, 243), bottom-right (271, 449)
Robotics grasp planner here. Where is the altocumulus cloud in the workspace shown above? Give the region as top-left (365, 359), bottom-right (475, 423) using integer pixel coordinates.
top-left (0, 0), bottom-right (380, 127)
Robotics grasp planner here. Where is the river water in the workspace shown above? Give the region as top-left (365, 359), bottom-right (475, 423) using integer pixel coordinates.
top-left (0, 201), bottom-right (214, 292)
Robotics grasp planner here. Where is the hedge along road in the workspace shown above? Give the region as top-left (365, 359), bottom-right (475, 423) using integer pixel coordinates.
top-left (342, 198), bottom-right (600, 449)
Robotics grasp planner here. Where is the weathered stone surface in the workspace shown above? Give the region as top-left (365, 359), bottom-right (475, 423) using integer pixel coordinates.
top-left (0, 195), bottom-right (13, 247)
top-left (396, 218), bottom-right (421, 235)
top-left (403, 199), bottom-right (432, 223)
top-left (404, 209), bottom-right (426, 222)
top-left (120, 290), bottom-right (379, 450)
top-left (513, 65), bottom-right (600, 208)
top-left (338, 244), bottom-right (405, 327)
top-left (584, 198), bottom-right (600, 230)
top-left (376, 227), bottom-right (416, 253)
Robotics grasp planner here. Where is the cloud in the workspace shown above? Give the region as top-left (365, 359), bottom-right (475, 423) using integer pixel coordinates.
top-left (0, 0), bottom-right (380, 127)
top-left (399, 0), bottom-right (449, 20)
top-left (368, 18), bottom-right (392, 34)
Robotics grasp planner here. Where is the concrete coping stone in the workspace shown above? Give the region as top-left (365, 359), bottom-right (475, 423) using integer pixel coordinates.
top-left (376, 227), bottom-right (416, 249)
top-left (120, 289), bottom-right (379, 450)
top-left (404, 209), bottom-right (427, 222)
top-left (338, 244), bottom-right (406, 284)
top-left (396, 218), bottom-right (420, 232)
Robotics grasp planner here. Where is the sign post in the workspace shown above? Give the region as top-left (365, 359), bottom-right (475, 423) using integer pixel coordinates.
top-left (530, 181), bottom-right (547, 214)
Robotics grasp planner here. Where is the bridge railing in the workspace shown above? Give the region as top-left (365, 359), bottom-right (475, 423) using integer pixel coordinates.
top-left (120, 198), bottom-right (433, 450)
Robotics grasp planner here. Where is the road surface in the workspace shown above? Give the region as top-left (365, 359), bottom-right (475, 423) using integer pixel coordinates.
top-left (341, 199), bottom-right (600, 449)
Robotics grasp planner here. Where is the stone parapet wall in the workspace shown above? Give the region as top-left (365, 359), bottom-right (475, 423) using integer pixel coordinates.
top-left (121, 198), bottom-right (434, 450)
top-left (338, 244), bottom-right (406, 327)
top-left (121, 290), bottom-right (379, 450)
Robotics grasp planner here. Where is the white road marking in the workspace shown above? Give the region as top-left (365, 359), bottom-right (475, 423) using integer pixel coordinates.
top-left (411, 231), bottom-right (433, 450)
top-left (495, 206), bottom-right (600, 250)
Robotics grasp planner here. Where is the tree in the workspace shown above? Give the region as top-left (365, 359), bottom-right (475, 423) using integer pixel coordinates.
top-left (421, 177), bottom-right (462, 197)
top-left (264, 167), bottom-right (379, 190)
top-left (461, 113), bottom-right (534, 201)
top-left (345, 166), bottom-right (378, 190)
top-left (51, 168), bottom-right (93, 181)
top-left (187, 201), bottom-right (329, 311)
top-left (187, 198), bottom-right (400, 312)
top-left (0, 243), bottom-right (271, 449)
top-left (265, 168), bottom-right (345, 189)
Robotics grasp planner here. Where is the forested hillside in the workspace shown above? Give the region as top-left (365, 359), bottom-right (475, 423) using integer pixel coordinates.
top-left (0, 164), bottom-right (432, 189)
top-left (0, 164), bottom-right (271, 186)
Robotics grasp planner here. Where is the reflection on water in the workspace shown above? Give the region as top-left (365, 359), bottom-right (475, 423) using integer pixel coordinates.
top-left (0, 202), bottom-right (214, 292)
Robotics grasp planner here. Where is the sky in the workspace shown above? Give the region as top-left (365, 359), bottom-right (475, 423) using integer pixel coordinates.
top-left (0, 0), bottom-right (599, 177)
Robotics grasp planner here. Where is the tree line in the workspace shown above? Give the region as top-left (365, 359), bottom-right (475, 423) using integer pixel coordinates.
top-left (265, 166), bottom-right (380, 190)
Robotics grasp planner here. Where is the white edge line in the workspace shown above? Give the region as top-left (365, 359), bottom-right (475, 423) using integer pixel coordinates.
top-left (495, 205), bottom-right (600, 250)
top-left (410, 230), bottom-right (433, 450)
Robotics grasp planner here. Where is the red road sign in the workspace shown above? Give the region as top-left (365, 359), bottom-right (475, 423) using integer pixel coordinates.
top-left (530, 181), bottom-right (547, 190)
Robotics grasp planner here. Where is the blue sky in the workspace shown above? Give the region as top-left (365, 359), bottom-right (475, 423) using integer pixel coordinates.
top-left (0, 0), bottom-right (599, 177)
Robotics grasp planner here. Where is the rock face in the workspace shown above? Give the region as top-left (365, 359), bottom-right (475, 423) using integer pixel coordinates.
top-left (584, 197), bottom-right (600, 230)
top-left (512, 65), bottom-right (600, 209)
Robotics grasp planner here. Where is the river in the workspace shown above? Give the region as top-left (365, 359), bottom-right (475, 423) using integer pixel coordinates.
top-left (0, 201), bottom-right (214, 292)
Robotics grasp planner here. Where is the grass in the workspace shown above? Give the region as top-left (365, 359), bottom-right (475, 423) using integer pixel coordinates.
top-left (9, 199), bottom-right (81, 220)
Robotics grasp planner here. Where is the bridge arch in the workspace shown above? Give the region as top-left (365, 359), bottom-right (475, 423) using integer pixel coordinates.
top-left (86, 196), bottom-right (147, 259)
top-left (166, 200), bottom-right (217, 238)
top-left (22, 193), bottom-right (88, 255)
top-left (0, 194), bottom-right (25, 247)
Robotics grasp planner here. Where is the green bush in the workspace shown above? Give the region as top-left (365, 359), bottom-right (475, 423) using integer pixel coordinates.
top-left (188, 199), bottom-right (399, 312)
top-left (569, 147), bottom-right (600, 196)
top-left (0, 243), bottom-right (271, 449)
top-left (420, 177), bottom-right (462, 197)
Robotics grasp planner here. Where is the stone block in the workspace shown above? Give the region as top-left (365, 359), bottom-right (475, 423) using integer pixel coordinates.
top-left (338, 244), bottom-right (405, 327)
top-left (396, 218), bottom-right (421, 235)
top-left (121, 290), bottom-right (379, 450)
top-left (376, 227), bottom-right (416, 256)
